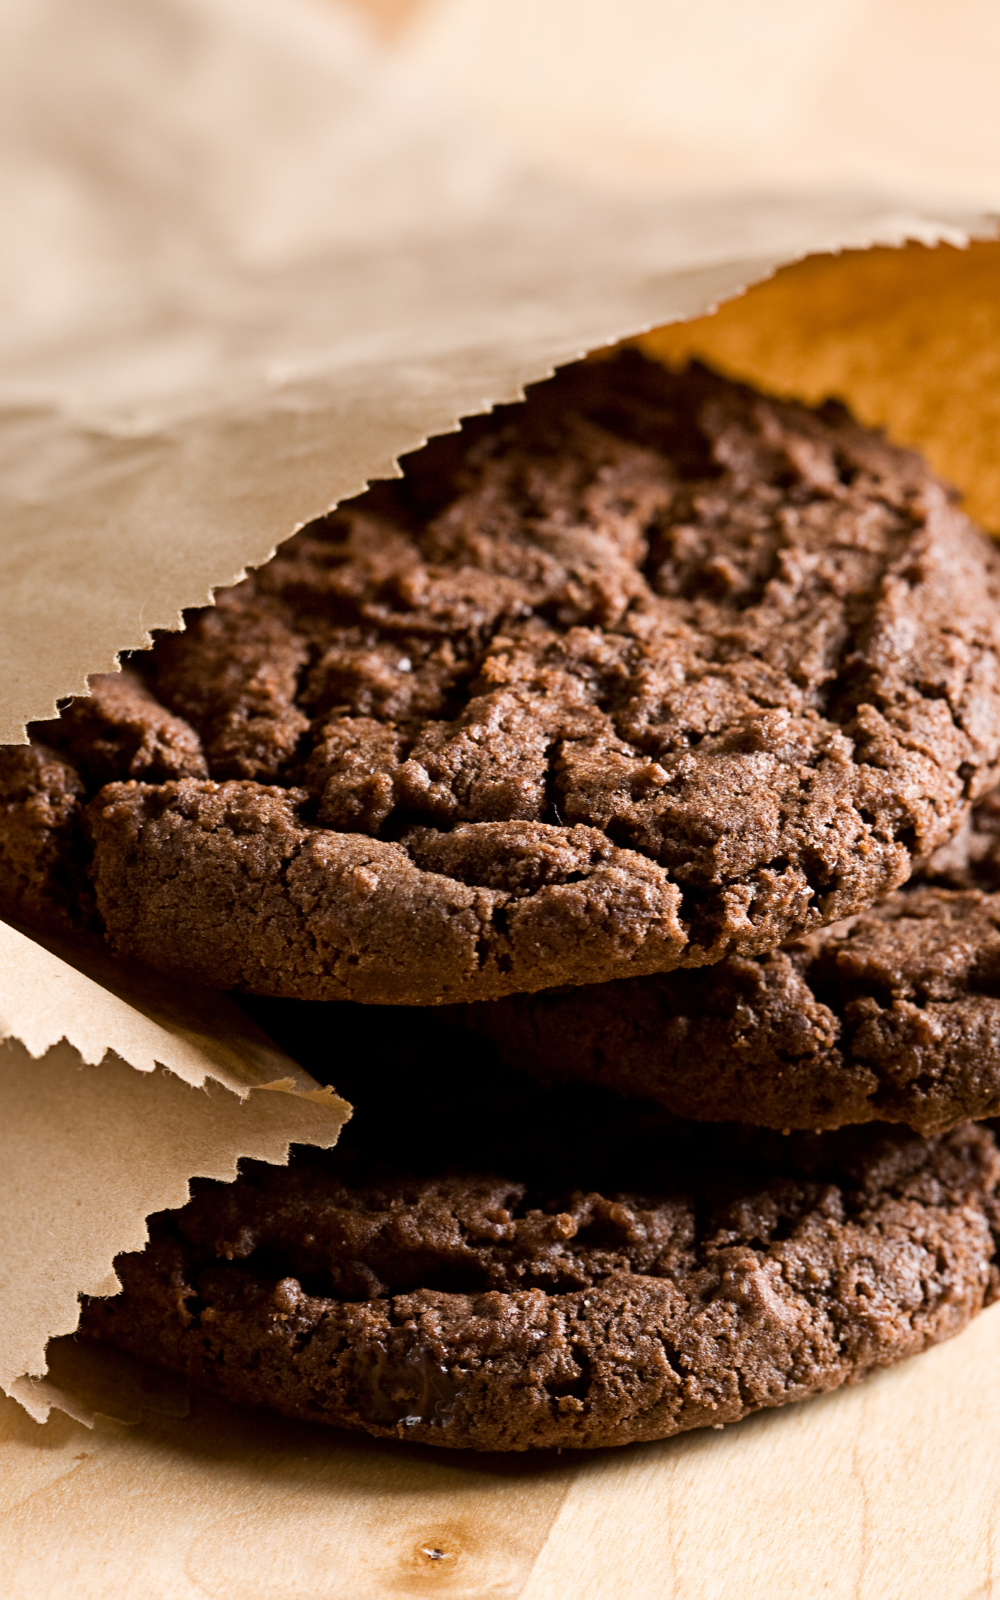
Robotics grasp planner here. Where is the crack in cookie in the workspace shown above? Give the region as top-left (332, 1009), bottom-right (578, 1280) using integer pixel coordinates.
top-left (6, 354), bottom-right (1000, 1002)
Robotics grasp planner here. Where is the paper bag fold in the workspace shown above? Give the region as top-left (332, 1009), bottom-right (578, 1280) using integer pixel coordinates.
top-left (0, 920), bottom-right (349, 1414)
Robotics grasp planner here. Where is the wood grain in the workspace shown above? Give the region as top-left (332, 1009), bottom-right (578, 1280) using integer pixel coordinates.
top-left (1, 1305), bottom-right (998, 1597)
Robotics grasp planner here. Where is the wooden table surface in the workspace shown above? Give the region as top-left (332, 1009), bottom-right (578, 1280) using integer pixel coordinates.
top-left (1, 1308), bottom-right (998, 1598)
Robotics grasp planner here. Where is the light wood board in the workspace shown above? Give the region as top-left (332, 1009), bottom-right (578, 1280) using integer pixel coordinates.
top-left (1, 1304), bottom-right (998, 1598)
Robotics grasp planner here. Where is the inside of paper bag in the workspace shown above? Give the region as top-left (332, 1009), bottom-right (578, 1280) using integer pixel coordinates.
top-left (641, 240), bottom-right (1000, 533)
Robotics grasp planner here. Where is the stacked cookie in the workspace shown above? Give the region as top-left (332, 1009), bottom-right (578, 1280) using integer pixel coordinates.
top-left (6, 352), bottom-right (1000, 1450)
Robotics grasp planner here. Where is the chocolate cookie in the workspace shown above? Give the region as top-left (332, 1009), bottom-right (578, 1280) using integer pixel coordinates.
top-left (9, 354), bottom-right (1000, 1003)
top-left (465, 790), bottom-right (1000, 1135)
top-left (80, 1025), bottom-right (1000, 1451)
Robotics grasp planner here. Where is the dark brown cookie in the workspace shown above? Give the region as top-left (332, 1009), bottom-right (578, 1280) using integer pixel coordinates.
top-left (0, 670), bottom-right (205, 933)
top-left (8, 354), bottom-right (1000, 1003)
top-left (80, 1028), bottom-right (1000, 1451)
top-left (463, 790), bottom-right (1000, 1135)
top-left (0, 742), bottom-right (90, 932)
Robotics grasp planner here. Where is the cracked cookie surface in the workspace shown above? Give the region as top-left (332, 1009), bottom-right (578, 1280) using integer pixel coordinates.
top-left (80, 1030), bottom-right (1000, 1450)
top-left (7, 353), bottom-right (1000, 1002)
top-left (466, 789), bottom-right (1000, 1135)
